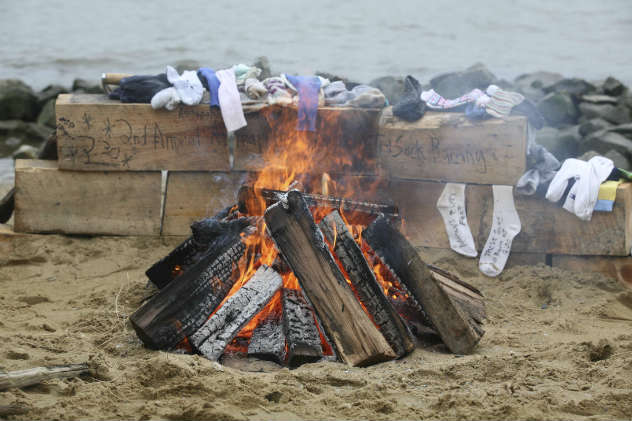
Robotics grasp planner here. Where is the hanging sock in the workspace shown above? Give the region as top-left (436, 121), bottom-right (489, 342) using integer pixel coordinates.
top-left (479, 185), bottom-right (522, 277)
top-left (393, 75), bottom-right (425, 121)
top-left (420, 88), bottom-right (484, 110)
top-left (283, 75), bottom-right (321, 131)
top-left (197, 68), bottom-right (221, 107)
top-left (436, 183), bottom-right (477, 257)
top-left (593, 180), bottom-right (622, 212)
top-left (485, 85), bottom-right (524, 118)
top-left (216, 69), bottom-right (247, 132)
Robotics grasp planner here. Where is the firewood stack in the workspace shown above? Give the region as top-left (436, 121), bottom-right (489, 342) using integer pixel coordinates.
top-left (130, 186), bottom-right (486, 367)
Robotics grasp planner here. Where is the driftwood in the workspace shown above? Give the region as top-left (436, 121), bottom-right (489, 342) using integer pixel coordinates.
top-left (247, 312), bottom-right (286, 364)
top-left (363, 216), bottom-right (484, 354)
top-left (282, 288), bottom-right (323, 366)
top-left (190, 265), bottom-right (283, 361)
top-left (264, 190), bottom-right (395, 366)
top-left (130, 238), bottom-right (246, 350)
top-left (0, 363), bottom-right (90, 390)
top-left (319, 211), bottom-right (415, 358)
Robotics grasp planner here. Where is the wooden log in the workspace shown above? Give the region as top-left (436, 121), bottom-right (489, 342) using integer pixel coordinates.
top-left (282, 288), bottom-right (324, 366)
top-left (233, 104), bottom-right (380, 174)
top-left (264, 190), bottom-right (396, 366)
top-left (319, 210), bottom-right (415, 358)
top-left (0, 187), bottom-right (14, 224)
top-left (163, 171), bottom-right (246, 236)
top-left (130, 238), bottom-right (246, 350)
top-left (378, 107), bottom-right (527, 184)
top-left (55, 93), bottom-right (230, 171)
top-left (190, 265), bottom-right (283, 361)
top-left (0, 363), bottom-right (91, 390)
top-left (14, 160), bottom-right (162, 235)
top-left (552, 255), bottom-right (632, 290)
top-left (247, 313), bottom-right (286, 364)
top-left (363, 216), bottom-right (483, 354)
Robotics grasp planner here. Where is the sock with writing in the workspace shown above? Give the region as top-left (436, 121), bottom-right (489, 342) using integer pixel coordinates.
top-left (479, 185), bottom-right (521, 277)
top-left (436, 183), bottom-right (477, 257)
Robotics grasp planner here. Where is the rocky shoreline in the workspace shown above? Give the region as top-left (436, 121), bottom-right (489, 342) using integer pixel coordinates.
top-left (1, 61), bottom-right (631, 169)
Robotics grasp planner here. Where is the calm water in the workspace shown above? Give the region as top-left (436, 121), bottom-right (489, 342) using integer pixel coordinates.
top-left (1, 0), bottom-right (631, 90)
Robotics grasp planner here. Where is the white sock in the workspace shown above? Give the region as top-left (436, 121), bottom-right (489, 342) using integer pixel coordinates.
top-left (216, 68), bottom-right (247, 132)
top-left (151, 87), bottom-right (180, 110)
top-left (436, 183), bottom-right (477, 257)
top-left (479, 185), bottom-right (521, 277)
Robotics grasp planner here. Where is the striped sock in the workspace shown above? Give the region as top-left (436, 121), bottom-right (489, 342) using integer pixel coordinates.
top-left (421, 88), bottom-right (484, 110)
top-left (485, 85), bottom-right (524, 118)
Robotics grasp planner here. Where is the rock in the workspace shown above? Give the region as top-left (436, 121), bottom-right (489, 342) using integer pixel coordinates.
top-left (578, 102), bottom-right (631, 125)
top-left (535, 126), bottom-right (578, 160)
top-left (37, 84), bottom-right (68, 107)
top-left (11, 144), bottom-right (38, 160)
top-left (578, 149), bottom-right (630, 169)
top-left (36, 99), bottom-right (56, 128)
top-left (0, 120), bottom-right (53, 146)
top-left (578, 118), bottom-right (614, 137)
top-left (602, 76), bottom-right (625, 97)
top-left (253, 56), bottom-right (272, 80)
top-left (71, 78), bottom-right (102, 94)
top-left (544, 78), bottom-right (597, 100)
top-left (429, 63), bottom-right (496, 99)
top-left (173, 60), bottom-right (201, 74)
top-left (534, 127), bottom-right (560, 156)
top-left (609, 123), bottom-right (632, 139)
top-left (581, 131), bottom-right (632, 159)
top-left (369, 76), bottom-right (405, 106)
top-left (494, 79), bottom-right (516, 91)
top-left (581, 94), bottom-right (618, 105)
top-left (0, 79), bottom-right (39, 121)
top-left (513, 71), bottom-right (563, 102)
top-left (537, 92), bottom-right (579, 127)
top-left (315, 71), bottom-right (360, 90)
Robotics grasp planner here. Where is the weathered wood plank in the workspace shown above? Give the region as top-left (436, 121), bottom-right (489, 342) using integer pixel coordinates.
top-left (265, 190), bottom-right (396, 366)
top-left (55, 94), bottom-right (230, 171)
top-left (14, 160), bottom-right (162, 235)
top-left (282, 288), bottom-right (324, 366)
top-left (378, 107), bottom-right (527, 184)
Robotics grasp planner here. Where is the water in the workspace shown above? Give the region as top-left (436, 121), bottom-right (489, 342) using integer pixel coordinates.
top-left (1, 0), bottom-right (631, 90)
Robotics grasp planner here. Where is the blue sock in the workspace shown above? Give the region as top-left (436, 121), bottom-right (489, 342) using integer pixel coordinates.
top-left (284, 75), bottom-right (321, 131)
top-left (197, 68), bottom-right (220, 107)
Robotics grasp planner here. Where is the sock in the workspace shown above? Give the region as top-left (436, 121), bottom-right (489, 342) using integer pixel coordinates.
top-left (165, 66), bottom-right (203, 106)
top-left (561, 156), bottom-right (614, 220)
top-left (344, 85), bottom-right (386, 108)
top-left (216, 68), bottom-right (247, 132)
top-left (421, 88), bottom-right (484, 110)
top-left (393, 75), bottom-right (425, 121)
top-left (197, 68), bottom-right (221, 107)
top-left (436, 183), bottom-right (477, 257)
top-left (479, 185), bottom-right (521, 277)
top-left (151, 87), bottom-right (180, 110)
top-left (485, 85), bottom-right (524, 118)
top-left (232, 64), bottom-right (261, 87)
top-left (245, 78), bottom-right (267, 99)
top-left (109, 73), bottom-right (171, 103)
top-left (283, 74), bottom-right (321, 131)
top-left (263, 77), bottom-right (293, 105)
top-left (593, 180), bottom-right (622, 212)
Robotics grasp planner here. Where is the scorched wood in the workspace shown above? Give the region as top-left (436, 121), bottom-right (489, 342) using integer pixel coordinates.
top-left (0, 363), bottom-right (91, 391)
top-left (190, 265), bottom-right (283, 361)
top-left (264, 190), bottom-right (395, 366)
top-left (319, 210), bottom-right (415, 358)
top-left (363, 216), bottom-right (483, 354)
top-left (282, 288), bottom-right (324, 366)
top-left (130, 238), bottom-right (246, 350)
top-left (247, 312), bottom-right (286, 364)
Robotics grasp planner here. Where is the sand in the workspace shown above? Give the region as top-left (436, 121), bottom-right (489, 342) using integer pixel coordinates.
top-left (0, 233), bottom-right (631, 420)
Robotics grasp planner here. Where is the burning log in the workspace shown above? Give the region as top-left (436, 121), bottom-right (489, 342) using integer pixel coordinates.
top-left (282, 288), bottom-right (324, 366)
top-left (130, 238), bottom-right (247, 350)
top-left (238, 185), bottom-right (399, 221)
top-left (319, 211), bottom-right (415, 358)
top-left (264, 190), bottom-right (395, 366)
top-left (190, 265), bottom-right (283, 361)
top-left (247, 312), bottom-right (286, 364)
top-left (145, 212), bottom-right (247, 289)
top-left (363, 216), bottom-right (484, 354)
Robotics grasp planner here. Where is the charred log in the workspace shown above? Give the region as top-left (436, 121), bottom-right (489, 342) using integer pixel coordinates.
top-left (247, 313), bottom-right (286, 364)
top-left (319, 211), bottom-right (415, 358)
top-left (190, 265), bottom-right (283, 361)
top-left (264, 190), bottom-right (395, 366)
top-left (0, 187), bottom-right (14, 224)
top-left (282, 288), bottom-right (323, 366)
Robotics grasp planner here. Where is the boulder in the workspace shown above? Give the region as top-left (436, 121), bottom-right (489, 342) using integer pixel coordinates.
top-left (580, 94), bottom-right (618, 105)
top-left (173, 60), bottom-right (202, 74)
top-left (37, 84), bottom-right (68, 107)
top-left (534, 127), bottom-right (561, 159)
top-left (537, 92), bottom-right (579, 127)
top-left (581, 131), bottom-right (632, 159)
top-left (71, 78), bottom-right (102, 93)
top-left (578, 102), bottom-right (631, 125)
top-left (602, 76), bottom-right (626, 97)
top-left (0, 79), bottom-right (39, 121)
top-left (36, 99), bottom-right (56, 128)
top-left (253, 56), bottom-right (272, 80)
top-left (369, 76), bottom-right (405, 106)
top-left (544, 78), bottom-right (597, 100)
top-left (0, 120), bottom-right (53, 146)
top-left (536, 126), bottom-right (579, 161)
top-left (578, 149), bottom-right (630, 170)
top-left (429, 63), bottom-right (496, 99)
top-left (11, 144), bottom-right (38, 160)
top-left (513, 71), bottom-right (563, 102)
top-left (578, 118), bottom-right (614, 137)
top-left (609, 123), bottom-right (632, 139)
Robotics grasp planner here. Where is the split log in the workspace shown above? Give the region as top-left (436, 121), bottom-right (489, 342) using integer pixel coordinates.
top-left (238, 185), bottom-right (399, 222)
top-left (0, 363), bottom-right (91, 390)
top-left (282, 288), bottom-right (323, 366)
top-left (130, 238), bottom-right (246, 350)
top-left (363, 216), bottom-right (484, 354)
top-left (247, 313), bottom-right (286, 364)
top-left (264, 190), bottom-right (395, 366)
top-left (319, 211), bottom-right (415, 358)
top-left (190, 265), bottom-right (283, 361)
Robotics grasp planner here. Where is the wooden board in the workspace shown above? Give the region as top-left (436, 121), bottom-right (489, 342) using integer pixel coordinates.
top-left (552, 255), bottom-right (632, 289)
top-left (162, 171), bottom-right (247, 236)
top-left (233, 105), bottom-right (380, 174)
top-left (378, 107), bottom-right (527, 184)
top-left (55, 94), bottom-right (230, 171)
top-left (14, 160), bottom-right (162, 236)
